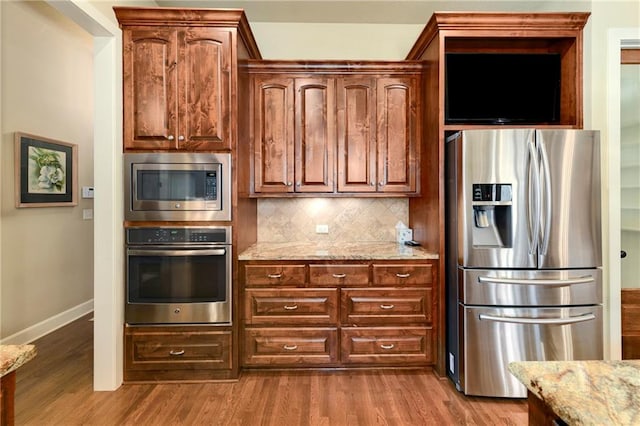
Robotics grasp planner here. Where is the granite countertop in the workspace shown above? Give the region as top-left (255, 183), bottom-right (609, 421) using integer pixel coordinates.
top-left (238, 241), bottom-right (439, 261)
top-left (1, 344), bottom-right (37, 377)
top-left (509, 360), bottom-right (640, 425)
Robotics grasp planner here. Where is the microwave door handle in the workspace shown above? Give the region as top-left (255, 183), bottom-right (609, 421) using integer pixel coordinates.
top-left (128, 249), bottom-right (227, 257)
top-left (479, 313), bottom-right (596, 325)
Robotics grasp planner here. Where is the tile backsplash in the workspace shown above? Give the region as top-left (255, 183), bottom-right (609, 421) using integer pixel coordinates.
top-left (257, 198), bottom-right (409, 242)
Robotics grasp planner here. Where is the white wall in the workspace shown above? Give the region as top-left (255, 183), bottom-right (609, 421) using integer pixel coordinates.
top-left (0, 0), bottom-right (94, 342)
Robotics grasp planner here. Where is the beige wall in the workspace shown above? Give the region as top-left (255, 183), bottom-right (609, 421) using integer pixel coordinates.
top-left (0, 1), bottom-right (94, 339)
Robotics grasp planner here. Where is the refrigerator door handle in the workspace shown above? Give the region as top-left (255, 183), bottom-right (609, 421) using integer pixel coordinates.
top-left (538, 136), bottom-right (553, 256)
top-left (527, 136), bottom-right (541, 256)
top-left (479, 313), bottom-right (596, 325)
top-left (477, 275), bottom-right (596, 286)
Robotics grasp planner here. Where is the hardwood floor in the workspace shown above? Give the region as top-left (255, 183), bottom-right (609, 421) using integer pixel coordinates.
top-left (14, 314), bottom-right (526, 425)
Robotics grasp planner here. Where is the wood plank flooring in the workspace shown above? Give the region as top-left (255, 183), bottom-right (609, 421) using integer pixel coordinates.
top-left (14, 314), bottom-right (526, 425)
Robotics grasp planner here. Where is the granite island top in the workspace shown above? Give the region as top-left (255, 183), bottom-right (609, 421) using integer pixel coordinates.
top-left (1, 344), bottom-right (37, 377)
top-left (238, 241), bottom-right (439, 261)
top-left (509, 360), bottom-right (640, 425)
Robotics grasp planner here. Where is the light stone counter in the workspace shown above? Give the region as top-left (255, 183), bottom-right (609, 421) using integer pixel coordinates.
top-left (509, 360), bottom-right (640, 425)
top-left (238, 241), bottom-right (439, 261)
top-left (1, 345), bottom-right (36, 377)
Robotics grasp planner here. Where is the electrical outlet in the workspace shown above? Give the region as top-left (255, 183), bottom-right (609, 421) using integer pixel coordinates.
top-left (82, 209), bottom-right (93, 220)
top-left (315, 224), bottom-right (329, 234)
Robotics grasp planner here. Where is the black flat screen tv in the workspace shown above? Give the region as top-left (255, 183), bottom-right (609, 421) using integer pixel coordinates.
top-left (445, 53), bottom-right (561, 125)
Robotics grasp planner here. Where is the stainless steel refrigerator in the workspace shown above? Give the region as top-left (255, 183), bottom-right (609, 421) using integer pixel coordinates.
top-left (445, 129), bottom-right (603, 398)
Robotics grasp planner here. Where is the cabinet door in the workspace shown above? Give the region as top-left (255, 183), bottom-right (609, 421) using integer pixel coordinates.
top-left (376, 77), bottom-right (418, 192)
top-left (179, 28), bottom-right (232, 150)
top-left (123, 27), bottom-right (178, 150)
top-left (253, 76), bottom-right (295, 192)
top-left (337, 77), bottom-right (377, 192)
top-left (294, 78), bottom-right (336, 192)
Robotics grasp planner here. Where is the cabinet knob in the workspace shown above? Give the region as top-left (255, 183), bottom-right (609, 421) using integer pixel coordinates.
top-left (283, 345), bottom-right (298, 351)
top-left (370, 182), bottom-right (375, 186)
top-left (287, 182), bottom-right (292, 187)
top-left (380, 344), bottom-right (395, 350)
top-left (380, 304), bottom-right (395, 310)
top-left (296, 182), bottom-right (301, 187)
top-left (178, 135), bottom-right (185, 141)
top-left (379, 181), bottom-right (384, 186)
top-left (167, 135), bottom-right (175, 141)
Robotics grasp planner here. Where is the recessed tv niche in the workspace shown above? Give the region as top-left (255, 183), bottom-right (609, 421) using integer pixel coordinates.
top-left (445, 53), bottom-right (561, 125)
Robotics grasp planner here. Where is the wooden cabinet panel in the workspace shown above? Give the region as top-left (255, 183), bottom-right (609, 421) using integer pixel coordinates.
top-left (123, 28), bottom-right (177, 150)
top-left (244, 264), bottom-right (306, 286)
top-left (376, 77), bottom-right (418, 192)
top-left (337, 77), bottom-right (377, 192)
top-left (122, 26), bottom-right (232, 151)
top-left (294, 78), bottom-right (336, 192)
top-left (308, 264), bottom-right (369, 286)
top-left (244, 288), bottom-right (339, 325)
top-left (341, 288), bottom-right (433, 325)
top-left (253, 76), bottom-right (295, 192)
top-left (124, 326), bottom-right (232, 378)
top-left (340, 327), bottom-right (434, 365)
top-left (180, 28), bottom-right (231, 150)
top-left (372, 264), bottom-right (433, 286)
top-left (243, 328), bottom-right (339, 366)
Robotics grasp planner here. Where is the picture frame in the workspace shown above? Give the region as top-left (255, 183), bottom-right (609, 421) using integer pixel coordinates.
top-left (14, 132), bottom-right (78, 208)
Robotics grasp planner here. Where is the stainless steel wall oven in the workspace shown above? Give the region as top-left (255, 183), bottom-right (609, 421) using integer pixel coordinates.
top-left (125, 226), bottom-right (232, 325)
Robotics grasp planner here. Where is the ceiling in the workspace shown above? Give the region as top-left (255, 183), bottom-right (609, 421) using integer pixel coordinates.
top-left (154, 0), bottom-right (590, 24)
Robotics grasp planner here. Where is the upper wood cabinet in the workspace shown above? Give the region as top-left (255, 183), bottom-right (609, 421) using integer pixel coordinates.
top-left (337, 76), bottom-right (418, 193)
top-left (252, 75), bottom-right (335, 193)
top-left (247, 62), bottom-right (423, 196)
top-left (114, 7), bottom-right (262, 152)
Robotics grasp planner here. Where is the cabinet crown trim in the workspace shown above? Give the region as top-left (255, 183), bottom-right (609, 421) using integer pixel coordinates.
top-left (406, 11), bottom-right (590, 60)
top-left (114, 6), bottom-right (261, 59)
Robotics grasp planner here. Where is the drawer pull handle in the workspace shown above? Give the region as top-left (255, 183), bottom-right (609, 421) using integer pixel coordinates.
top-left (267, 273), bottom-right (282, 279)
top-left (380, 304), bottom-right (395, 310)
top-left (332, 273), bottom-right (346, 278)
top-left (396, 273), bottom-right (411, 278)
top-left (283, 344), bottom-right (298, 351)
top-left (284, 304), bottom-right (298, 310)
top-left (169, 349), bottom-right (185, 356)
top-left (380, 344), bottom-right (395, 350)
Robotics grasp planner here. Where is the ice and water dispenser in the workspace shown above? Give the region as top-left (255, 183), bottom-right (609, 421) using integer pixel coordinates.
top-left (471, 183), bottom-right (512, 247)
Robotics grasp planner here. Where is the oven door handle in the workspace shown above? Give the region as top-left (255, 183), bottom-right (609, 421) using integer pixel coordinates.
top-left (128, 248), bottom-right (227, 257)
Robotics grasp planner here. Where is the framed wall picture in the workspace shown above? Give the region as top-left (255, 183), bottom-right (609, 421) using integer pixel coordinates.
top-left (14, 132), bottom-right (78, 207)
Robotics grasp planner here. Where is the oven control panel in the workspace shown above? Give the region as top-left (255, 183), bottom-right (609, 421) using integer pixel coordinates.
top-left (126, 227), bottom-right (231, 244)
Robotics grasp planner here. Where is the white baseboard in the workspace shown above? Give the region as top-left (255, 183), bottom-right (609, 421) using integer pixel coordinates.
top-left (1, 299), bottom-right (94, 345)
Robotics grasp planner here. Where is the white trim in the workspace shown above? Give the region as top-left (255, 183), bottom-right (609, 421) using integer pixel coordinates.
top-left (0, 300), bottom-right (94, 345)
top-left (606, 27), bottom-right (640, 361)
top-left (49, 0), bottom-right (123, 391)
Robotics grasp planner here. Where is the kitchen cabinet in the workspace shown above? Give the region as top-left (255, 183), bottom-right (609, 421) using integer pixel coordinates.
top-left (124, 325), bottom-right (235, 382)
top-left (252, 76), bottom-right (335, 193)
top-left (337, 77), bottom-right (418, 193)
top-left (115, 7), bottom-right (262, 152)
top-left (247, 62), bottom-right (423, 196)
top-left (240, 260), bottom-right (436, 368)
top-left (121, 26), bottom-right (231, 151)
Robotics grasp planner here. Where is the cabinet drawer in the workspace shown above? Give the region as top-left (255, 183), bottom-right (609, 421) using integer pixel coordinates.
top-left (243, 328), bottom-right (338, 366)
top-left (245, 265), bottom-right (306, 286)
top-left (244, 288), bottom-right (339, 325)
top-left (125, 326), bottom-right (232, 372)
top-left (341, 288), bottom-right (432, 325)
top-left (372, 264), bottom-right (433, 286)
top-left (309, 265), bottom-right (369, 286)
top-left (340, 327), bottom-right (433, 365)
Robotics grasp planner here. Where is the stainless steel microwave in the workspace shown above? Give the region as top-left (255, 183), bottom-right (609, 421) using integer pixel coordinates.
top-left (124, 152), bottom-right (231, 221)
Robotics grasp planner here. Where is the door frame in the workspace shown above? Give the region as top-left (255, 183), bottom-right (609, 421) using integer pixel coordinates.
top-left (606, 28), bottom-right (640, 361)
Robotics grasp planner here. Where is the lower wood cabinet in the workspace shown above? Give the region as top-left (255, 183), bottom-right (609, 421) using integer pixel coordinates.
top-left (243, 327), bottom-right (339, 366)
top-left (240, 260), bottom-right (437, 369)
top-left (124, 325), bottom-right (236, 382)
